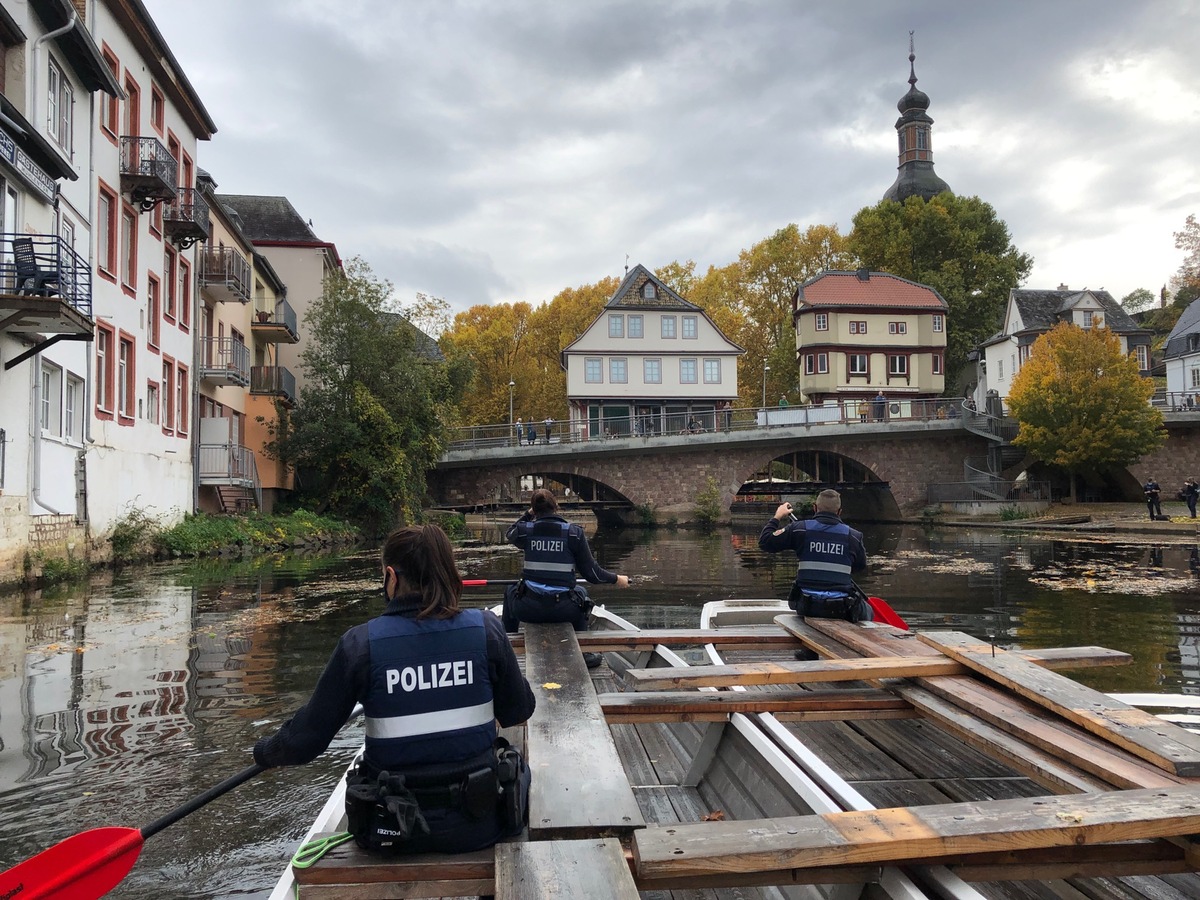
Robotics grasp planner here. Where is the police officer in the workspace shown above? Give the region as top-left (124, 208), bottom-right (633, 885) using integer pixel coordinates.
top-left (253, 525), bottom-right (535, 854)
top-left (1144, 477), bottom-right (1163, 520)
top-left (759, 490), bottom-right (870, 629)
top-left (503, 488), bottom-right (630, 668)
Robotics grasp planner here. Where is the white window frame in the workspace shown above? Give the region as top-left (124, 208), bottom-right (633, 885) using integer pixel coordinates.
top-left (680, 358), bottom-right (697, 384)
top-left (40, 363), bottom-right (63, 436)
top-left (998, 358), bottom-right (1004, 379)
top-left (814, 313), bottom-right (828, 331)
top-left (682, 315), bottom-right (697, 339)
top-left (661, 315), bottom-right (677, 339)
top-left (47, 56), bottom-right (73, 155)
top-left (608, 314), bottom-right (624, 338)
top-left (642, 282), bottom-right (656, 300)
top-left (1082, 310), bottom-right (1094, 329)
top-left (805, 354), bottom-right (815, 375)
top-left (146, 382), bottom-right (160, 424)
top-left (932, 354), bottom-right (943, 375)
top-left (118, 338), bottom-right (133, 417)
top-left (850, 320), bottom-right (867, 335)
top-left (609, 357), bottom-right (627, 384)
top-left (817, 352), bottom-right (828, 374)
top-left (627, 315), bottom-right (643, 338)
top-left (889, 321), bottom-right (908, 335)
top-left (1136, 345), bottom-right (1148, 370)
top-left (1192, 367), bottom-right (1200, 389)
top-left (703, 358), bottom-right (720, 384)
top-left (584, 357), bottom-right (603, 383)
top-left (848, 353), bottom-right (868, 376)
top-left (65, 374), bottom-right (82, 443)
top-left (888, 354), bottom-right (908, 377)
top-left (933, 314), bottom-right (943, 333)
top-left (644, 358), bottom-right (661, 384)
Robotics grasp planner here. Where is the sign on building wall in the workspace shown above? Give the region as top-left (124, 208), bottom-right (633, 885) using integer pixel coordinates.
top-left (0, 127), bottom-right (57, 203)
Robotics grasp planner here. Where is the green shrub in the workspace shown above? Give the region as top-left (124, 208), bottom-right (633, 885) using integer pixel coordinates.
top-left (110, 509), bottom-right (161, 563)
top-left (38, 553), bottom-right (87, 585)
top-left (423, 509), bottom-right (467, 537)
top-left (635, 502), bottom-right (657, 527)
top-left (694, 476), bottom-right (722, 527)
top-left (155, 511), bottom-right (360, 557)
top-left (998, 504), bottom-right (1032, 521)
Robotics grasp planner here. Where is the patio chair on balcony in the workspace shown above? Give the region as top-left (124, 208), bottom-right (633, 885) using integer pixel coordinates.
top-left (13, 238), bottom-right (59, 297)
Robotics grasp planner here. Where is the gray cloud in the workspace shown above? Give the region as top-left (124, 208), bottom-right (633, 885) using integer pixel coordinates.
top-left (145, 0), bottom-right (1200, 311)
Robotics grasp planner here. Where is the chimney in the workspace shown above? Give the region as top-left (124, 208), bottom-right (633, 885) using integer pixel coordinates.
top-left (856, 268), bottom-right (870, 282)
top-left (1057, 283), bottom-right (1069, 291)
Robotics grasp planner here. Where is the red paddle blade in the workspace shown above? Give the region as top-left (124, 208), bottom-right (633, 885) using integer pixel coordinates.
top-left (0, 826), bottom-right (144, 900)
top-left (867, 596), bottom-right (909, 630)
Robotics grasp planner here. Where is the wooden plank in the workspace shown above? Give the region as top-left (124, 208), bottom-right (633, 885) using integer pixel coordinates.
top-left (774, 614), bottom-right (1131, 670)
top-left (495, 838), bottom-right (639, 900)
top-left (510, 627), bottom-right (798, 652)
top-left (293, 836), bottom-right (493, 887)
top-left (524, 622), bottom-right (645, 839)
top-left (599, 688), bottom-right (912, 721)
top-left (920, 631), bottom-right (1200, 777)
top-left (632, 784), bottom-right (1200, 879)
top-left (623, 655), bottom-right (966, 691)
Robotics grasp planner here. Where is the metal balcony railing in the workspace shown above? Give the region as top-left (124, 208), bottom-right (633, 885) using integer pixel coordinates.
top-left (164, 188), bottom-right (210, 248)
top-left (198, 337), bottom-right (250, 385)
top-left (251, 298), bottom-right (299, 342)
top-left (198, 443), bottom-right (262, 509)
top-left (198, 246), bottom-right (251, 303)
top-left (119, 135), bottom-right (177, 209)
top-left (0, 232), bottom-right (92, 316)
top-left (250, 365), bottom-right (296, 406)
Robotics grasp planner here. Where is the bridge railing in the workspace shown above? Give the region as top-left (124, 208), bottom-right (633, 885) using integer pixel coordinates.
top-left (447, 398), bottom-right (967, 450)
top-left (1153, 389), bottom-right (1200, 412)
top-left (927, 480), bottom-right (1051, 504)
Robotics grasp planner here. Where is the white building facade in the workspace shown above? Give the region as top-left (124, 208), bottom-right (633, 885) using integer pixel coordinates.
top-left (0, 0), bottom-right (120, 573)
top-left (561, 264), bottom-right (744, 438)
top-left (1162, 297), bottom-right (1200, 408)
top-left (84, 0), bottom-right (215, 537)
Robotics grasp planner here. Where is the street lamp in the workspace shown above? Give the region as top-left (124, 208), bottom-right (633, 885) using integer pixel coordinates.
top-left (761, 363), bottom-right (770, 409)
top-left (508, 381), bottom-right (516, 442)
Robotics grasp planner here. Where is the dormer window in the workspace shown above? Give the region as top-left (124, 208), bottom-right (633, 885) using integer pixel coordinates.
top-left (642, 282), bottom-right (656, 300)
top-left (1082, 310), bottom-right (1094, 329)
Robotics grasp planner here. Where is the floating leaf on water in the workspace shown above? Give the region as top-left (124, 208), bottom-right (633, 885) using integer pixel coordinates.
top-left (542, 682), bottom-right (561, 690)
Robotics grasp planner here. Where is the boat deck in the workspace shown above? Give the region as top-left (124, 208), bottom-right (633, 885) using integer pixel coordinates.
top-left (286, 612), bottom-right (1200, 900)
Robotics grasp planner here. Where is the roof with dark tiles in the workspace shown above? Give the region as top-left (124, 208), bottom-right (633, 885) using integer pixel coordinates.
top-left (1012, 288), bottom-right (1143, 333)
top-left (606, 264), bottom-right (701, 310)
top-left (1164, 297), bottom-right (1200, 359)
top-left (216, 194), bottom-right (323, 243)
top-left (795, 270), bottom-right (947, 310)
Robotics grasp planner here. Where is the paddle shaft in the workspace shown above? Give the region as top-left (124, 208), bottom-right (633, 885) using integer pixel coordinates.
top-left (461, 578), bottom-right (587, 586)
top-left (142, 763), bottom-right (264, 840)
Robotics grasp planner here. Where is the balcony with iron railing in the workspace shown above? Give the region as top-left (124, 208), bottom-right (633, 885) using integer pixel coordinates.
top-left (164, 188), bottom-right (210, 249)
top-left (250, 365), bottom-right (297, 406)
top-left (251, 298), bottom-right (299, 343)
top-left (198, 246), bottom-right (251, 303)
top-left (198, 337), bottom-right (250, 386)
top-left (119, 135), bottom-right (177, 210)
top-left (0, 233), bottom-right (93, 370)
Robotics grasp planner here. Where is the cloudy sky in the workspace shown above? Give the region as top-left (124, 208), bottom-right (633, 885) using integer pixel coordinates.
top-left (142, 0), bottom-right (1200, 316)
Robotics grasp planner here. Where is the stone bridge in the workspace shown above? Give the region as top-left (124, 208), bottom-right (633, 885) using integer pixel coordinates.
top-left (429, 413), bottom-right (1200, 525)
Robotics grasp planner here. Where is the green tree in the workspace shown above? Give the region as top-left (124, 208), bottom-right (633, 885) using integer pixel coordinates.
top-left (1120, 288), bottom-right (1156, 314)
top-left (1007, 323), bottom-right (1164, 502)
top-left (848, 193), bottom-right (1033, 388)
top-left (270, 256), bottom-right (466, 533)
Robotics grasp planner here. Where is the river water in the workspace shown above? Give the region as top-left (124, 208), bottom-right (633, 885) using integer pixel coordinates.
top-left (2, 521), bottom-right (1199, 897)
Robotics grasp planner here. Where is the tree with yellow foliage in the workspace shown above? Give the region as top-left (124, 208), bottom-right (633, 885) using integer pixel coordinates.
top-left (1007, 323), bottom-right (1164, 502)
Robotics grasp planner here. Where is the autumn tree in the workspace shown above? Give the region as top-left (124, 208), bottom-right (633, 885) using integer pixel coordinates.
top-left (268, 257), bottom-right (468, 532)
top-left (1174, 214), bottom-right (1200, 291)
top-left (1007, 323), bottom-right (1164, 502)
top-left (1120, 288), bottom-right (1156, 314)
top-left (849, 193), bottom-right (1032, 389)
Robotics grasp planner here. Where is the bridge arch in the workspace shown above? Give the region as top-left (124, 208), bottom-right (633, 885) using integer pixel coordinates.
top-left (735, 448), bottom-right (902, 520)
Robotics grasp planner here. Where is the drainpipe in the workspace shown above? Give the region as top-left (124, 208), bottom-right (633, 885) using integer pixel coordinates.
top-left (31, 351), bottom-right (65, 515)
top-left (31, 10), bottom-right (78, 134)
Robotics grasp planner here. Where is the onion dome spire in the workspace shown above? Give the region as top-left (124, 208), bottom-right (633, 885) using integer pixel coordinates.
top-left (883, 32), bottom-right (951, 203)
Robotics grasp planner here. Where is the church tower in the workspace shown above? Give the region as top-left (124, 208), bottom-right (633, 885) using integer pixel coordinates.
top-left (883, 35), bottom-right (951, 203)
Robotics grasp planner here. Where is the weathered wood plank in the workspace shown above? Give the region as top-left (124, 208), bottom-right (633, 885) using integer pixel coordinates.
top-left (632, 785), bottom-right (1200, 878)
top-left (510, 627), bottom-right (798, 652)
top-left (623, 655), bottom-right (966, 691)
top-left (293, 836), bottom-right (493, 888)
top-left (774, 614), bottom-right (1132, 670)
top-left (598, 687), bottom-right (912, 721)
top-left (495, 839), bottom-right (639, 900)
top-left (524, 622), bottom-right (645, 839)
top-left (921, 631), bottom-right (1200, 777)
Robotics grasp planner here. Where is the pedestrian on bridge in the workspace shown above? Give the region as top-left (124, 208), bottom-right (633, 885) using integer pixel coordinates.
top-left (503, 488), bottom-right (630, 668)
top-left (525, 421), bottom-right (536, 446)
top-left (544, 416), bottom-right (553, 444)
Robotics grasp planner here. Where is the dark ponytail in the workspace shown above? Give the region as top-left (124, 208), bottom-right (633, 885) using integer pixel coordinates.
top-left (381, 524), bottom-right (463, 619)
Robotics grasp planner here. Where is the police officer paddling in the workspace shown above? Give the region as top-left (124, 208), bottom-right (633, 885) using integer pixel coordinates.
top-left (253, 525), bottom-right (535, 855)
top-left (759, 490), bottom-right (870, 658)
top-left (503, 488), bottom-right (630, 668)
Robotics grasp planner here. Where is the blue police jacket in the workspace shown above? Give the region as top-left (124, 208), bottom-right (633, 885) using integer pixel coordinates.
top-left (507, 513), bottom-right (618, 591)
top-left (363, 608), bottom-right (495, 770)
top-left (758, 512), bottom-right (867, 593)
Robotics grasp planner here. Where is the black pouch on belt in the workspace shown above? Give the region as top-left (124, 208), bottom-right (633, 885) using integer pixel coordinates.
top-left (494, 737), bottom-right (529, 834)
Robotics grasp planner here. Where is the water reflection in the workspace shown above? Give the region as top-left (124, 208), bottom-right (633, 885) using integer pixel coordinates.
top-left (1, 525), bottom-right (1200, 898)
